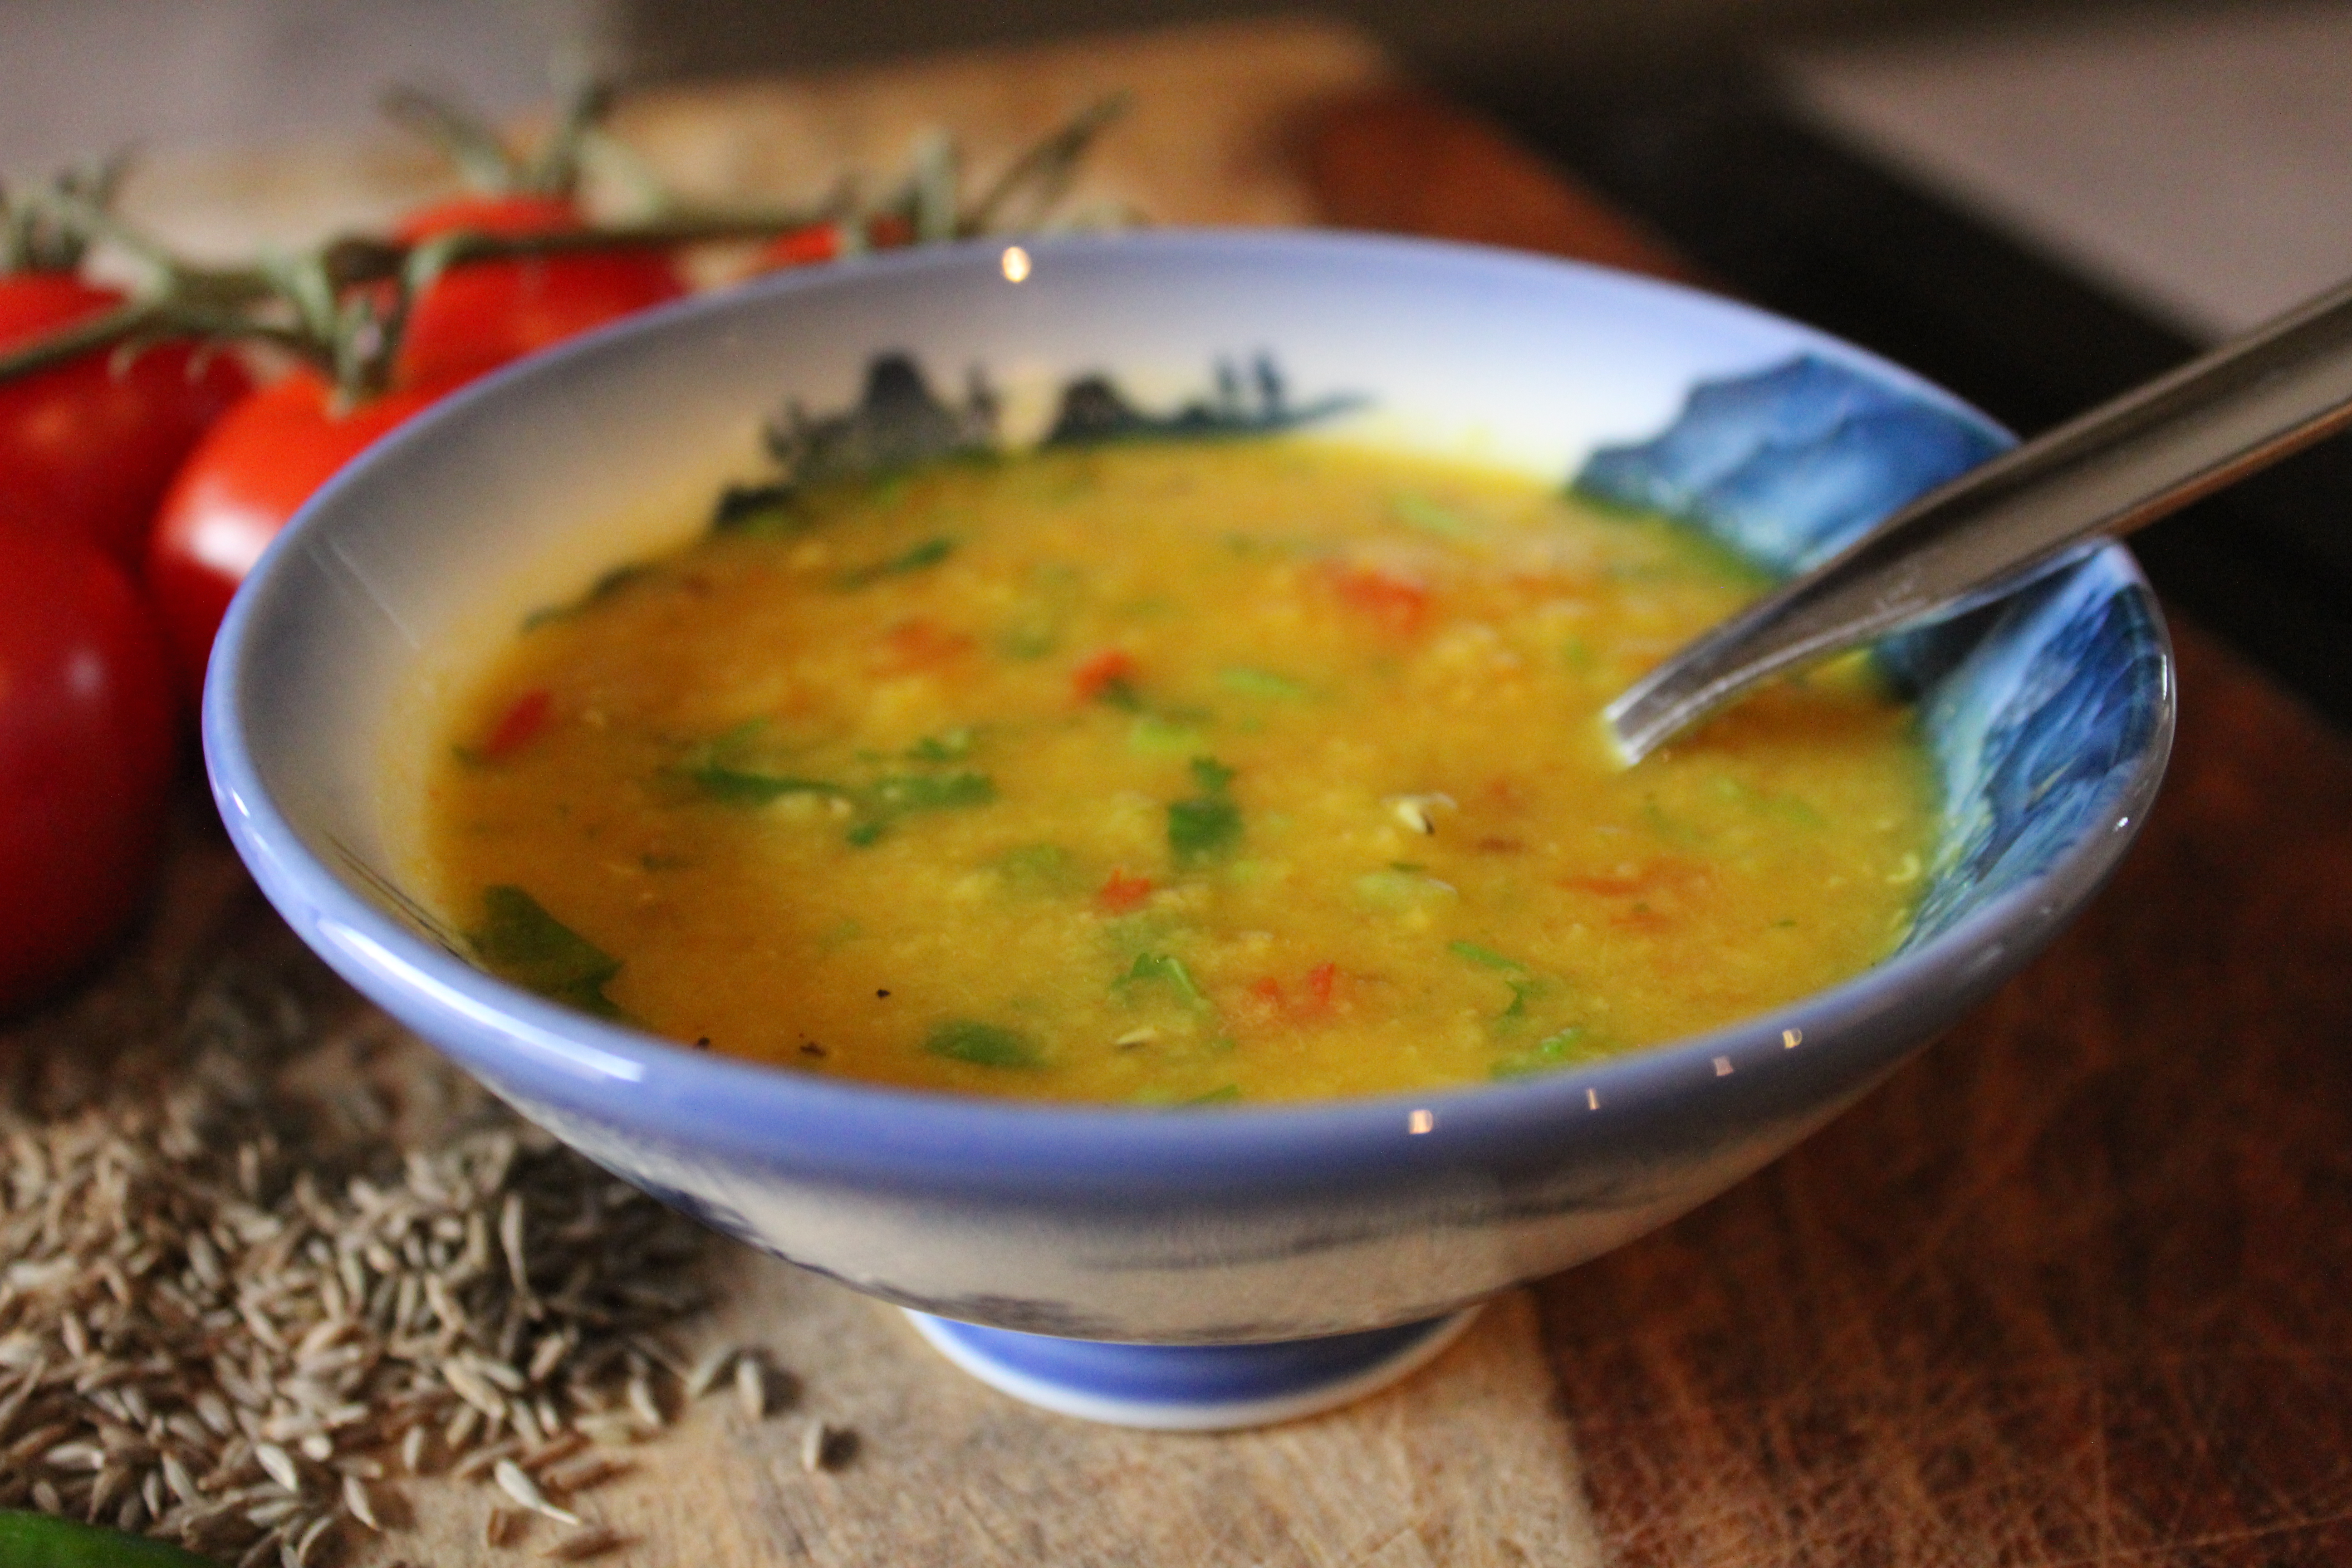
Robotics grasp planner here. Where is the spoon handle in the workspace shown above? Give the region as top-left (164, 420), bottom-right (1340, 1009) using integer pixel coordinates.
top-left (1605, 274), bottom-right (2352, 764)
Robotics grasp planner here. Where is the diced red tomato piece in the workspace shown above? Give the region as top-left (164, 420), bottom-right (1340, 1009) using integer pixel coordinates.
top-left (1242, 963), bottom-right (1342, 1026)
top-left (1236, 975), bottom-right (1289, 1029)
top-left (481, 689), bottom-right (553, 759)
top-left (1558, 857), bottom-right (1711, 899)
top-left (1328, 566), bottom-right (1431, 632)
top-left (1098, 867), bottom-right (1153, 914)
top-left (1072, 648), bottom-right (1140, 702)
top-left (873, 619), bottom-right (974, 674)
top-left (1558, 870), bottom-right (1646, 897)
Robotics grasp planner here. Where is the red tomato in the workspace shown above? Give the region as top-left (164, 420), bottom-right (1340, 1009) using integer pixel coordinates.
top-left (761, 223), bottom-right (847, 270)
top-left (1097, 867), bottom-right (1153, 914)
top-left (393, 194), bottom-right (684, 386)
top-left (0, 523), bottom-right (177, 1014)
top-left (146, 369), bottom-right (452, 695)
top-left (1240, 962), bottom-right (1342, 1027)
top-left (479, 688), bottom-right (554, 759)
top-left (1071, 648), bottom-right (1140, 703)
top-left (0, 272), bottom-right (251, 568)
top-left (755, 214), bottom-right (915, 272)
top-left (1327, 565), bottom-right (1432, 632)
top-left (869, 618), bottom-right (975, 676)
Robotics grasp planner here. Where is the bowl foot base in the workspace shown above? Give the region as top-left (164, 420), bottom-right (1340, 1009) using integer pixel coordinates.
top-left (902, 1304), bottom-right (1484, 1430)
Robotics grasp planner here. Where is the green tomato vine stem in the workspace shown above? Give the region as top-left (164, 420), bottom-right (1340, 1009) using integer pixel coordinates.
top-left (0, 91), bottom-right (1132, 406)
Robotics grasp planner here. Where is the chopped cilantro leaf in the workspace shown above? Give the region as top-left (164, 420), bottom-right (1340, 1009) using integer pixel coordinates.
top-left (1168, 797), bottom-right (1241, 863)
top-left (1353, 868), bottom-right (1456, 910)
top-left (905, 727), bottom-right (977, 762)
top-left (471, 887), bottom-right (624, 1019)
top-left (1166, 756), bottom-right (1242, 864)
top-left (670, 720), bottom-right (857, 806)
top-left (1641, 792), bottom-right (1702, 848)
top-left (685, 767), bottom-right (845, 806)
top-left (846, 771), bottom-right (997, 845)
top-left (998, 626), bottom-right (1059, 659)
top-left (522, 563), bottom-right (656, 631)
top-left (925, 1020), bottom-right (1040, 1068)
top-left (1218, 666), bottom-right (1308, 700)
top-left (671, 715), bottom-right (995, 843)
top-left (864, 771), bottom-right (995, 812)
top-left (710, 481), bottom-right (808, 534)
top-left (1128, 715), bottom-right (1207, 755)
top-left (1448, 941), bottom-right (1526, 972)
top-left (1392, 491), bottom-right (1474, 539)
top-left (1094, 676), bottom-right (1145, 711)
top-left (1492, 1027), bottom-right (1594, 1080)
top-left (1121, 952), bottom-right (1208, 1008)
top-left (836, 536), bottom-right (954, 589)
top-left (993, 843), bottom-right (1076, 892)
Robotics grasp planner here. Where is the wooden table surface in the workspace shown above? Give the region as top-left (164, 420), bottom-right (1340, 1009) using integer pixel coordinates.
top-left (1309, 74), bottom-right (2352, 1568)
top-left (18, 19), bottom-right (2352, 1568)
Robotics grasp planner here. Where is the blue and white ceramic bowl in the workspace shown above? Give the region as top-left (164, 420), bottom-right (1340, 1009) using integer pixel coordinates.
top-left (205, 231), bottom-right (2172, 1429)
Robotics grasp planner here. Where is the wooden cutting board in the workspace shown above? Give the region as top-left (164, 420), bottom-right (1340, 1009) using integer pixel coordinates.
top-left (33, 15), bottom-right (2352, 1567)
top-left (60, 19), bottom-right (1689, 1567)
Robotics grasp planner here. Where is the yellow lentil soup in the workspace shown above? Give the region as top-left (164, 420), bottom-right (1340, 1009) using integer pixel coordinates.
top-left (419, 438), bottom-right (1933, 1104)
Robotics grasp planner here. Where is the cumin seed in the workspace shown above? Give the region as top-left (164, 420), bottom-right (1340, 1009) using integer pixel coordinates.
top-left (486, 1504), bottom-right (528, 1547)
top-left (543, 1524), bottom-right (627, 1561)
top-left (495, 1457), bottom-right (582, 1525)
top-left (682, 1344), bottom-right (736, 1401)
top-left (735, 1354), bottom-right (768, 1421)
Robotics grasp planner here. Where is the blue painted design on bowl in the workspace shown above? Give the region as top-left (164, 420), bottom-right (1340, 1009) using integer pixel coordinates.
top-left (1041, 352), bottom-right (1366, 445)
top-left (1908, 557), bottom-right (2168, 940)
top-left (765, 352), bottom-right (1000, 486)
top-left (202, 231), bottom-right (2173, 1365)
top-left (926, 1313), bottom-right (1447, 1403)
top-left (906, 1306), bottom-right (1483, 1428)
top-left (1576, 353), bottom-right (2006, 573)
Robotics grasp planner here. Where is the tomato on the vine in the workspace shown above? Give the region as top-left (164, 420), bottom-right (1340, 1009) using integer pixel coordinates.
top-left (755, 213), bottom-right (915, 272)
top-left (0, 272), bottom-right (250, 569)
top-left (0, 522), bottom-right (178, 1014)
top-left (146, 369), bottom-right (455, 694)
top-left (393, 193), bottom-right (684, 387)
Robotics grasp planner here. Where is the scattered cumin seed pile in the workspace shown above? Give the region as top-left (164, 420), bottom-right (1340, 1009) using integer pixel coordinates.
top-left (0, 934), bottom-right (744, 1567)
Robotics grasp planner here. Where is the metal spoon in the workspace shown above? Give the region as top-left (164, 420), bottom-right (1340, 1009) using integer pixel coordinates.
top-left (1604, 274), bottom-right (2352, 764)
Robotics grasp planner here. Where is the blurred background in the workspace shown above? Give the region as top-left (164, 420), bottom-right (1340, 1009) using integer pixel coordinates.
top-left (10, 0), bottom-right (2348, 333)
top-left (5, 0), bottom-right (2348, 720)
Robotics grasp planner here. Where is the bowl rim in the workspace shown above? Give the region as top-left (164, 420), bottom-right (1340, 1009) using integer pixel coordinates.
top-left (203, 226), bottom-right (2176, 1191)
